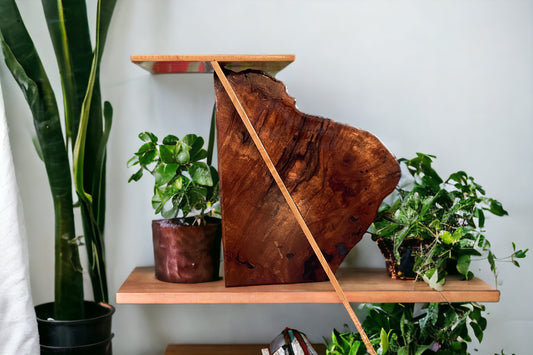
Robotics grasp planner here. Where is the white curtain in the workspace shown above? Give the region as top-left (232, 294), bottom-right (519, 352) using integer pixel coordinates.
top-left (0, 80), bottom-right (39, 354)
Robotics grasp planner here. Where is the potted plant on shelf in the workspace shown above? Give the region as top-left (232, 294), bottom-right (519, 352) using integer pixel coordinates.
top-left (368, 153), bottom-right (527, 289)
top-left (0, 0), bottom-right (116, 353)
top-left (128, 131), bottom-right (221, 283)
top-left (326, 302), bottom-right (490, 355)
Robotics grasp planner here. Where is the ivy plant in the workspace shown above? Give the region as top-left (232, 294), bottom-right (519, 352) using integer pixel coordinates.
top-left (361, 302), bottom-right (487, 355)
top-left (325, 328), bottom-right (371, 355)
top-left (369, 153), bottom-right (527, 289)
top-left (128, 132), bottom-right (220, 225)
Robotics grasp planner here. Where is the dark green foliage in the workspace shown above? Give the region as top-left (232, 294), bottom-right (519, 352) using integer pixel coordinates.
top-left (327, 302), bottom-right (488, 355)
top-left (370, 153), bottom-right (528, 289)
top-left (0, 0), bottom-right (115, 319)
top-left (128, 132), bottom-right (220, 224)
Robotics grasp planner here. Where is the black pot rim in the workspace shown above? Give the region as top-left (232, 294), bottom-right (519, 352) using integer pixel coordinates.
top-left (35, 301), bottom-right (115, 325)
top-left (39, 334), bottom-right (114, 350)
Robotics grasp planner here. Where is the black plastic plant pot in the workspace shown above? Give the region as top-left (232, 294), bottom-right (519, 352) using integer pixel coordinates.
top-left (35, 301), bottom-right (114, 355)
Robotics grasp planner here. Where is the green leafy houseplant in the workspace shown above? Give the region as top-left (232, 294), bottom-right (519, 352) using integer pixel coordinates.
top-left (0, 0), bottom-right (116, 320)
top-left (327, 302), bottom-right (489, 355)
top-left (369, 153), bottom-right (527, 289)
top-left (128, 131), bottom-right (221, 284)
top-left (128, 131), bottom-right (220, 223)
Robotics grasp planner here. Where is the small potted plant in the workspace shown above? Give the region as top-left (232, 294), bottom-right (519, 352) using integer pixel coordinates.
top-left (369, 153), bottom-right (527, 289)
top-left (128, 131), bottom-right (221, 283)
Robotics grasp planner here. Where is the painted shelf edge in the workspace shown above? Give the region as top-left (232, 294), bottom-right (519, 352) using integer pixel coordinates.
top-left (131, 54), bottom-right (295, 74)
top-left (116, 266), bottom-right (500, 304)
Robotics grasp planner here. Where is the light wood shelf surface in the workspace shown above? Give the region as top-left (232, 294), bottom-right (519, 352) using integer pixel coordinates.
top-left (164, 344), bottom-right (326, 355)
top-left (131, 54), bottom-right (295, 74)
top-left (116, 266), bottom-right (499, 304)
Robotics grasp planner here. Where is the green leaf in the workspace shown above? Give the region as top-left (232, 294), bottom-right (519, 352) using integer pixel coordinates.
top-left (470, 321), bottom-right (484, 342)
top-left (1, 0), bottom-right (84, 319)
top-left (139, 131), bottom-right (158, 142)
top-left (422, 269), bottom-right (443, 291)
top-left (127, 155), bottom-right (139, 168)
top-left (456, 254), bottom-right (471, 276)
top-left (176, 141), bottom-right (190, 164)
top-left (153, 163), bottom-right (178, 186)
top-left (414, 345), bottom-right (430, 355)
top-left (159, 144), bottom-right (175, 164)
top-left (190, 162), bottom-right (214, 186)
top-left (162, 134), bottom-right (179, 145)
top-left (128, 168), bottom-right (143, 183)
top-left (138, 146), bottom-right (157, 167)
top-left (514, 248), bottom-right (528, 259)
top-left (380, 328), bottom-right (389, 355)
top-left (397, 346), bottom-right (409, 355)
top-left (475, 208), bottom-right (486, 228)
top-left (488, 199), bottom-right (508, 216)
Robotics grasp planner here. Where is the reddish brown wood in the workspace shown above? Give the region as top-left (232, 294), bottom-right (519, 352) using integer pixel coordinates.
top-left (215, 70), bottom-right (401, 287)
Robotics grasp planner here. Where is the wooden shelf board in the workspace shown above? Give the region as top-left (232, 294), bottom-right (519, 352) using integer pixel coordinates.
top-left (165, 344), bottom-right (326, 355)
top-left (131, 54), bottom-right (295, 74)
top-left (116, 266), bottom-right (500, 304)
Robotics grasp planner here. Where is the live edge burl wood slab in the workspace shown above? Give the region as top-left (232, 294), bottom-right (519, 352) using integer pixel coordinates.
top-left (215, 70), bottom-right (401, 287)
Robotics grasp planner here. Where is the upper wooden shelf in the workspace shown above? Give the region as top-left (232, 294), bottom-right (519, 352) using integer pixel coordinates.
top-left (116, 266), bottom-right (499, 304)
top-left (131, 54), bottom-right (295, 75)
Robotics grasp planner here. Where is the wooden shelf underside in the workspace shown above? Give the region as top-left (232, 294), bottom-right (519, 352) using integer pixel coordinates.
top-left (116, 267), bottom-right (499, 304)
top-left (165, 344), bottom-right (327, 355)
top-left (131, 54), bottom-right (295, 74)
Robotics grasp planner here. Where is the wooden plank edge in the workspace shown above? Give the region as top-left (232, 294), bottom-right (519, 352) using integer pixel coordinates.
top-left (131, 54), bottom-right (295, 63)
top-left (116, 289), bottom-right (500, 304)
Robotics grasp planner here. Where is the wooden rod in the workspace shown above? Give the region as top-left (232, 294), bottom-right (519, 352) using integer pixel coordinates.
top-left (211, 61), bottom-right (376, 355)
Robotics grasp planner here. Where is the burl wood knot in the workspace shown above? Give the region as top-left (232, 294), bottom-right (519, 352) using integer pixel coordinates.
top-left (215, 70), bottom-right (400, 287)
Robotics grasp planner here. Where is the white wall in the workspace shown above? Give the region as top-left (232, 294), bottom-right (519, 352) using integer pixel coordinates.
top-left (1, 1), bottom-right (532, 354)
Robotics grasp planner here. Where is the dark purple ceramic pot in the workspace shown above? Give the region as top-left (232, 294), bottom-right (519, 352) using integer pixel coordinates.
top-left (152, 217), bottom-right (221, 283)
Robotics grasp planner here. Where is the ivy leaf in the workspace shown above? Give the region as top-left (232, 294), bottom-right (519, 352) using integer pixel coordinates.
top-left (475, 208), bottom-right (485, 228)
top-left (470, 321), bottom-right (484, 342)
top-left (456, 255), bottom-right (471, 276)
top-left (422, 269), bottom-right (443, 291)
top-left (488, 199), bottom-right (508, 216)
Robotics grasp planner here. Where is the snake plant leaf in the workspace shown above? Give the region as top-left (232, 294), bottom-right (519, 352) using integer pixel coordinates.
top-left (0, 0), bottom-right (84, 320)
top-left (41, 0), bottom-right (93, 143)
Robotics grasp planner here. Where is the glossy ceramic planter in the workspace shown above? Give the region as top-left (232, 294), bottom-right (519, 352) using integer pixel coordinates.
top-left (152, 217), bottom-right (222, 283)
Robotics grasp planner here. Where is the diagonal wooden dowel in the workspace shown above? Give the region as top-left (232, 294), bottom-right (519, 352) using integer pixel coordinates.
top-left (211, 61), bottom-right (376, 355)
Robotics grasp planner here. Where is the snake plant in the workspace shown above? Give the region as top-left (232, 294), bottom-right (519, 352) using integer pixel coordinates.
top-left (0, 0), bottom-right (116, 320)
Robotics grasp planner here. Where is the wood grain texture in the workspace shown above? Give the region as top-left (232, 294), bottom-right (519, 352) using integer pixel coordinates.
top-left (116, 267), bottom-right (500, 304)
top-left (165, 344), bottom-right (327, 355)
top-left (131, 54), bottom-right (295, 74)
top-left (214, 70), bottom-right (401, 286)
